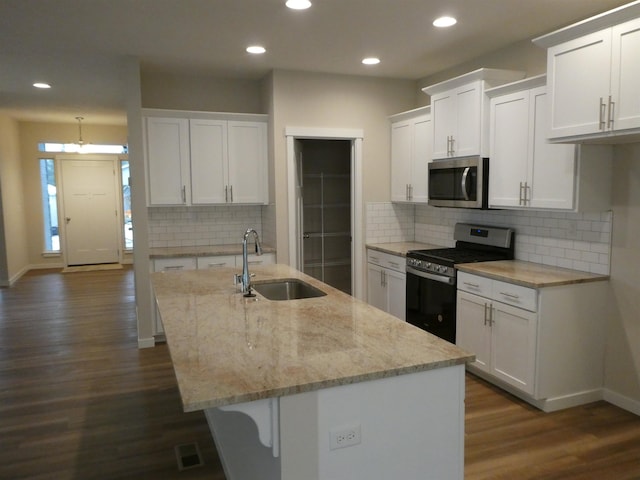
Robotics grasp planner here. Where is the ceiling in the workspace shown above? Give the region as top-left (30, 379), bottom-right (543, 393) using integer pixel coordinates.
top-left (0, 0), bottom-right (632, 125)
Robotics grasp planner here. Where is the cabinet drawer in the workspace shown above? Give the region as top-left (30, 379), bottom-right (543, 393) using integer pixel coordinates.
top-left (197, 255), bottom-right (236, 269)
top-left (492, 279), bottom-right (537, 312)
top-left (366, 250), bottom-right (405, 273)
top-left (457, 271), bottom-right (492, 297)
top-left (153, 257), bottom-right (197, 272)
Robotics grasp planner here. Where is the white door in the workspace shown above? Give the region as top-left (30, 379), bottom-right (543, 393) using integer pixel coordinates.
top-left (60, 158), bottom-right (120, 266)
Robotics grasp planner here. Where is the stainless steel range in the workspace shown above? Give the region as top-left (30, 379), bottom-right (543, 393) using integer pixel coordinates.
top-left (405, 223), bottom-right (514, 343)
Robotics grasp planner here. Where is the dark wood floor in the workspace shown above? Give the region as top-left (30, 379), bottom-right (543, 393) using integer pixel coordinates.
top-left (1, 267), bottom-right (639, 479)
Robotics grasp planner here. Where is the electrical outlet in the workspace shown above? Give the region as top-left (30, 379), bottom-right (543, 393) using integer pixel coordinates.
top-left (329, 424), bottom-right (361, 450)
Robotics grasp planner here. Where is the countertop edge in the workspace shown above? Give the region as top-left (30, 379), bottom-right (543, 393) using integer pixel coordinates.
top-left (150, 245), bottom-right (276, 259)
top-left (366, 241), bottom-right (446, 257)
top-left (181, 356), bottom-right (474, 412)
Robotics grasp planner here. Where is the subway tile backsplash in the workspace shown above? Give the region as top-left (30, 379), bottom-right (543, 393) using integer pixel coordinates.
top-left (367, 202), bottom-right (613, 275)
top-left (148, 205), bottom-right (263, 248)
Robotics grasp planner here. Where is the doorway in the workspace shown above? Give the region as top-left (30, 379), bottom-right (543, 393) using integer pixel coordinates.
top-left (286, 127), bottom-right (364, 300)
top-left (297, 139), bottom-right (352, 294)
top-left (59, 156), bottom-right (121, 266)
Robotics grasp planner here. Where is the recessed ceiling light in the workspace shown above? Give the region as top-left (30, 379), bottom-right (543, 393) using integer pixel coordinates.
top-left (33, 82), bottom-right (51, 89)
top-left (362, 57), bottom-right (381, 65)
top-left (286, 0), bottom-right (312, 9)
top-left (433, 16), bottom-right (457, 27)
top-left (246, 45), bottom-right (266, 54)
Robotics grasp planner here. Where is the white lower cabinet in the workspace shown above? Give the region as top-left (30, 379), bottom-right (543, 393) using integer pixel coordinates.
top-left (456, 271), bottom-right (608, 412)
top-left (152, 252), bottom-right (275, 335)
top-left (366, 250), bottom-right (406, 321)
top-left (457, 289), bottom-right (537, 395)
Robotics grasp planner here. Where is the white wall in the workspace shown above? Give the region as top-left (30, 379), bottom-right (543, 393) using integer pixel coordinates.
top-left (269, 70), bottom-right (418, 265)
top-left (0, 114), bottom-right (29, 284)
top-left (606, 144), bottom-right (640, 409)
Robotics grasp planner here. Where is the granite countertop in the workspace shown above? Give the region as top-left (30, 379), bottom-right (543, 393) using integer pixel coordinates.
top-left (366, 241), bottom-right (445, 257)
top-left (456, 260), bottom-right (609, 288)
top-left (149, 244), bottom-right (276, 259)
top-left (151, 264), bottom-right (474, 412)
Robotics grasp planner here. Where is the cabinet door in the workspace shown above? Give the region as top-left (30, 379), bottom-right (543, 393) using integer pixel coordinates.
top-left (227, 121), bottom-right (267, 204)
top-left (611, 17), bottom-right (640, 131)
top-left (547, 30), bottom-right (612, 138)
top-left (385, 268), bottom-right (406, 321)
top-left (390, 120), bottom-right (412, 202)
top-left (410, 114), bottom-right (431, 203)
top-left (529, 88), bottom-right (576, 209)
top-left (190, 119), bottom-right (228, 204)
top-left (367, 263), bottom-right (387, 313)
top-left (431, 92), bottom-right (456, 159)
top-left (145, 117), bottom-right (190, 205)
top-left (491, 301), bottom-right (538, 395)
top-left (488, 90), bottom-right (530, 208)
top-left (456, 291), bottom-right (491, 373)
top-left (454, 82), bottom-right (483, 157)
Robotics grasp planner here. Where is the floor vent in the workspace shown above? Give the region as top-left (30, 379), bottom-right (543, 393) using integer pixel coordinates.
top-left (175, 442), bottom-right (204, 471)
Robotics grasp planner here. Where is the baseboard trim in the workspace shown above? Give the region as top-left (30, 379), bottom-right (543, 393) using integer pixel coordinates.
top-left (467, 367), bottom-right (604, 412)
top-left (138, 337), bottom-right (156, 349)
top-left (604, 389), bottom-right (640, 417)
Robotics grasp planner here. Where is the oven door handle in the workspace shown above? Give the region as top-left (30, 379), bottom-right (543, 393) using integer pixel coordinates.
top-left (407, 266), bottom-right (455, 285)
top-left (461, 167), bottom-right (471, 201)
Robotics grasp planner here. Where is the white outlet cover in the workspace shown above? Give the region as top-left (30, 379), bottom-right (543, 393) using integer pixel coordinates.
top-left (329, 424), bottom-right (362, 450)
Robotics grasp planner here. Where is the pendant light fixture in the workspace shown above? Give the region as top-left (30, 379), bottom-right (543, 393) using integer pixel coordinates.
top-left (75, 116), bottom-right (87, 153)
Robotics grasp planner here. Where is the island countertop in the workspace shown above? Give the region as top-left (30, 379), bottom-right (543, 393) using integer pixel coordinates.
top-left (151, 264), bottom-right (473, 412)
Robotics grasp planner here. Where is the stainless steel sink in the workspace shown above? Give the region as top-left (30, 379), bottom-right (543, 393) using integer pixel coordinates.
top-left (253, 278), bottom-right (327, 301)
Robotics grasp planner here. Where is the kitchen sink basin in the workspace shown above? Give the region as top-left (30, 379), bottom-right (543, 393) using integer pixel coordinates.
top-left (253, 278), bottom-right (327, 301)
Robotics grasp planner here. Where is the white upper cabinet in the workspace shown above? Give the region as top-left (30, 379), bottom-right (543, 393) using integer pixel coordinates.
top-left (144, 110), bottom-right (269, 206)
top-left (422, 69), bottom-right (525, 160)
top-left (226, 121), bottom-right (268, 204)
top-left (488, 76), bottom-right (613, 212)
top-left (534, 4), bottom-right (640, 142)
top-left (190, 119), bottom-right (227, 204)
top-left (390, 106), bottom-right (431, 203)
top-left (488, 76), bottom-right (576, 210)
top-left (145, 117), bottom-right (191, 205)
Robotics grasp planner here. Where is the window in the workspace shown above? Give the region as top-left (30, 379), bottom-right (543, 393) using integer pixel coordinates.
top-left (121, 160), bottom-right (133, 250)
top-left (38, 143), bottom-right (128, 155)
top-left (39, 159), bottom-right (59, 252)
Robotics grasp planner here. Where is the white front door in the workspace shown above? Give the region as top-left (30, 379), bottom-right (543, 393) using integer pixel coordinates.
top-left (60, 157), bottom-right (120, 266)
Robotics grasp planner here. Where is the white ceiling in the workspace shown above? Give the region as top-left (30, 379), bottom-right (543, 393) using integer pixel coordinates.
top-left (0, 0), bottom-right (632, 125)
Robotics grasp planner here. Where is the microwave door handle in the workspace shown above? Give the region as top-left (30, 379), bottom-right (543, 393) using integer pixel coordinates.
top-left (461, 167), bottom-right (471, 200)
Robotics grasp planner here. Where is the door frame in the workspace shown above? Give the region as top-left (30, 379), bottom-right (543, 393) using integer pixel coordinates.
top-left (285, 127), bottom-right (364, 300)
top-left (56, 154), bottom-right (124, 267)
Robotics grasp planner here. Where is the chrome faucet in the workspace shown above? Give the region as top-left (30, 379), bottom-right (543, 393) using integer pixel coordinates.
top-left (240, 228), bottom-right (263, 297)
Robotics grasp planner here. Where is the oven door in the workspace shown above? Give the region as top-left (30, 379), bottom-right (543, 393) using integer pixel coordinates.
top-left (405, 266), bottom-right (456, 343)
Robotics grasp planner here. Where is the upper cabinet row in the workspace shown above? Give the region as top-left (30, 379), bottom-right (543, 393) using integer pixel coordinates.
top-left (534, 5), bottom-right (640, 142)
top-left (143, 110), bottom-right (268, 206)
top-left (422, 69), bottom-right (526, 160)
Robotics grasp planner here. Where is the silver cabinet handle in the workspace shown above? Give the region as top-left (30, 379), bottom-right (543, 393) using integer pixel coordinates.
top-left (463, 281), bottom-right (480, 288)
top-left (206, 262), bottom-right (226, 268)
top-left (230, 185), bottom-right (233, 203)
top-left (182, 185), bottom-right (186, 203)
top-left (519, 182), bottom-right (525, 206)
top-left (409, 184), bottom-right (413, 200)
top-left (608, 95), bottom-right (615, 130)
top-left (164, 265), bottom-right (184, 271)
top-left (388, 261), bottom-right (400, 269)
top-left (483, 303), bottom-right (489, 326)
top-left (524, 183), bottom-right (531, 206)
top-left (599, 97), bottom-right (606, 130)
top-left (225, 185), bottom-right (228, 202)
top-left (499, 291), bottom-right (520, 299)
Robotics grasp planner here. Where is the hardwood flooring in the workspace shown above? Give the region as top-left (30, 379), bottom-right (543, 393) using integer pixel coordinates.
top-left (1, 267), bottom-right (639, 479)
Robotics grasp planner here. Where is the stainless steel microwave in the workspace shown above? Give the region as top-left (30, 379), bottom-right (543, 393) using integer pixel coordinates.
top-left (428, 156), bottom-right (489, 209)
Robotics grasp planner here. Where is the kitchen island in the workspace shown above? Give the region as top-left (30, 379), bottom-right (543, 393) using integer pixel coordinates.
top-left (152, 264), bottom-right (473, 480)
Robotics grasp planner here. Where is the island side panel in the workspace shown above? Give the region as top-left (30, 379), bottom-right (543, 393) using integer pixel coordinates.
top-left (280, 364), bottom-right (465, 480)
